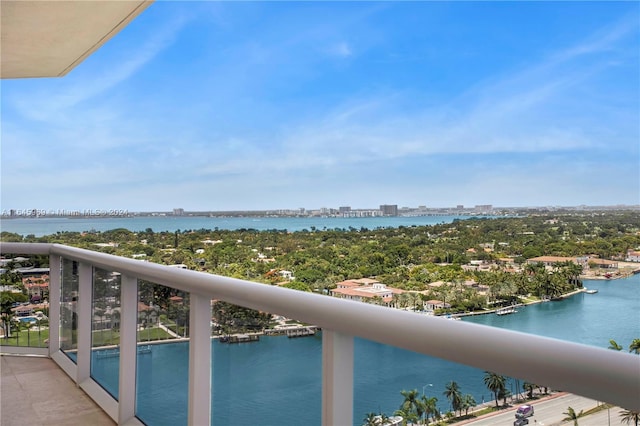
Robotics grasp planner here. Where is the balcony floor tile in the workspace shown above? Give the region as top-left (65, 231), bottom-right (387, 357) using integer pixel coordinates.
top-left (1, 354), bottom-right (115, 426)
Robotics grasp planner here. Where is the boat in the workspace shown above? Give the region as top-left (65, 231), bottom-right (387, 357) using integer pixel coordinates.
top-left (496, 307), bottom-right (517, 316)
top-left (443, 314), bottom-right (461, 321)
top-left (585, 289), bottom-right (598, 294)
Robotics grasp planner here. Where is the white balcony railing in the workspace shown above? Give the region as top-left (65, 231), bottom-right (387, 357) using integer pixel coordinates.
top-left (1, 242), bottom-right (639, 426)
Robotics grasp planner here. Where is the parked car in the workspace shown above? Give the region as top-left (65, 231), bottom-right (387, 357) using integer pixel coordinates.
top-left (514, 418), bottom-right (529, 426)
top-left (516, 404), bottom-right (534, 418)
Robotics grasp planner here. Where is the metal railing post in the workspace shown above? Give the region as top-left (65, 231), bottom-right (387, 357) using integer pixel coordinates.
top-left (76, 262), bottom-right (92, 384)
top-left (188, 294), bottom-right (212, 426)
top-left (119, 274), bottom-right (138, 423)
top-left (322, 330), bottom-right (354, 426)
top-left (48, 253), bottom-right (61, 356)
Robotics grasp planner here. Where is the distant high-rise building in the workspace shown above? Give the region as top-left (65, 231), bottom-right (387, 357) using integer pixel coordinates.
top-left (339, 206), bottom-right (351, 214)
top-left (456, 205), bottom-right (464, 210)
top-left (474, 205), bottom-right (493, 212)
top-left (380, 204), bottom-right (398, 216)
top-left (173, 208), bottom-right (185, 216)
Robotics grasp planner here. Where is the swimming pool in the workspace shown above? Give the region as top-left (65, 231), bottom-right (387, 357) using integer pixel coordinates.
top-left (16, 316), bottom-right (39, 323)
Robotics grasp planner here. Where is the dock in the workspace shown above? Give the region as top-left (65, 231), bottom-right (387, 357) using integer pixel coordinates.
top-left (285, 327), bottom-right (317, 338)
top-left (264, 325), bottom-right (318, 338)
top-left (496, 306), bottom-right (517, 316)
top-left (219, 334), bottom-right (260, 343)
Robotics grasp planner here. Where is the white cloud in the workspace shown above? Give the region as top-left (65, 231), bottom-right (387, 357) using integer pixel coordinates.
top-left (328, 41), bottom-right (352, 58)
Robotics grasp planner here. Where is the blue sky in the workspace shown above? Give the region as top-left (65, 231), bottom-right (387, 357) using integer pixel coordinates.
top-left (2, 1), bottom-right (639, 211)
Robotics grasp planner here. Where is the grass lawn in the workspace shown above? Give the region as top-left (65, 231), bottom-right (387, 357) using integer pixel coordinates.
top-left (1, 328), bottom-right (49, 347)
top-left (92, 327), bottom-right (175, 346)
top-left (137, 327), bottom-right (174, 341)
top-left (1, 327), bottom-right (174, 348)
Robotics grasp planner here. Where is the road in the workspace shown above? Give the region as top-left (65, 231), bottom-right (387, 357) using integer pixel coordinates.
top-left (463, 393), bottom-right (628, 426)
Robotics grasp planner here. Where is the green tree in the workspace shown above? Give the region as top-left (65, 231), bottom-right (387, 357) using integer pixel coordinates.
top-left (483, 371), bottom-right (506, 408)
top-left (1, 292), bottom-right (20, 339)
top-left (609, 339), bottom-right (624, 351)
top-left (362, 412), bottom-right (381, 426)
top-left (619, 409), bottom-right (640, 426)
top-left (523, 382), bottom-right (536, 399)
top-left (563, 406), bottom-right (584, 426)
top-left (377, 413), bottom-right (390, 425)
top-left (393, 407), bottom-right (417, 426)
top-left (399, 389), bottom-right (423, 422)
top-left (498, 386), bottom-right (511, 406)
top-left (461, 393), bottom-right (476, 416)
top-left (443, 381), bottom-right (462, 416)
top-left (281, 281), bottom-right (312, 292)
top-left (420, 395), bottom-right (438, 424)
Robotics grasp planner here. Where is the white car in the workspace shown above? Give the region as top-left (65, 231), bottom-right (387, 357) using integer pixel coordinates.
top-left (515, 404), bottom-right (534, 418)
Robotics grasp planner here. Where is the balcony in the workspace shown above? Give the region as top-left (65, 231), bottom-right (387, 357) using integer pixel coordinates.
top-left (1, 242), bottom-right (639, 426)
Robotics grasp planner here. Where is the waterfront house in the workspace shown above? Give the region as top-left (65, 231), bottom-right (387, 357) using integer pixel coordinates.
top-left (11, 305), bottom-right (34, 317)
top-left (279, 270), bottom-right (295, 280)
top-left (526, 256), bottom-right (578, 267)
top-left (625, 249), bottom-right (640, 262)
top-left (23, 274), bottom-right (49, 302)
top-left (587, 258), bottom-right (618, 269)
top-left (331, 279), bottom-right (404, 305)
top-left (425, 300), bottom-right (451, 310)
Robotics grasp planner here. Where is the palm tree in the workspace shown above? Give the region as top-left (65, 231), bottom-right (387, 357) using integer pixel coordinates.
top-left (363, 412), bottom-right (382, 426)
top-left (378, 413), bottom-right (390, 425)
top-left (524, 262), bottom-right (545, 276)
top-left (36, 317), bottom-right (42, 346)
top-left (483, 371), bottom-right (506, 408)
top-left (608, 339), bottom-right (623, 351)
top-left (523, 382), bottom-right (536, 399)
top-left (362, 413), bottom-right (379, 426)
top-left (13, 319), bottom-right (23, 346)
top-left (420, 396), bottom-right (438, 424)
top-left (619, 409), bottom-right (640, 426)
top-left (399, 389), bottom-right (423, 422)
top-left (461, 394), bottom-right (476, 416)
top-left (563, 406), bottom-right (584, 426)
top-left (629, 339), bottom-right (640, 354)
top-left (498, 387), bottom-right (511, 407)
top-left (443, 381), bottom-right (462, 416)
top-left (25, 321), bottom-right (32, 346)
top-left (393, 407), bottom-right (417, 426)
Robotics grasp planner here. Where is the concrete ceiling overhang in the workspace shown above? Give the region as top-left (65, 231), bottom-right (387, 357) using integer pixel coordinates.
top-left (1, 0), bottom-right (153, 79)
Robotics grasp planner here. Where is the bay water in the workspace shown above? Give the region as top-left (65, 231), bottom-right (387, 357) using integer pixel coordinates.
top-left (87, 275), bottom-right (639, 426)
top-left (1, 215), bottom-right (474, 237)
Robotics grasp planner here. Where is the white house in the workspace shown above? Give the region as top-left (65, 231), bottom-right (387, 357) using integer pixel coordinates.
top-left (625, 249), bottom-right (640, 262)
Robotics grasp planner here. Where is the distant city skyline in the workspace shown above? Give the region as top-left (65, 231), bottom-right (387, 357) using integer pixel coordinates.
top-left (2, 2), bottom-right (639, 211)
top-left (2, 202), bottom-right (638, 220)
